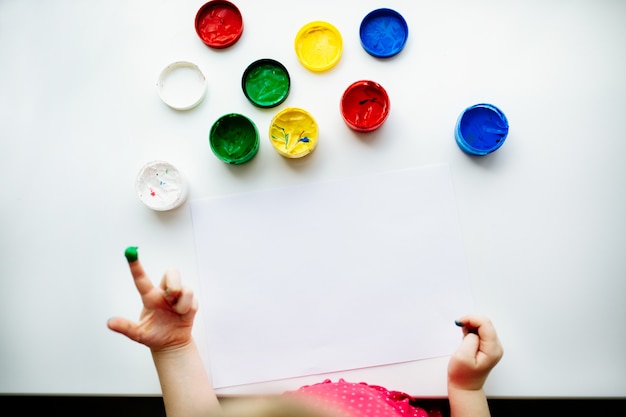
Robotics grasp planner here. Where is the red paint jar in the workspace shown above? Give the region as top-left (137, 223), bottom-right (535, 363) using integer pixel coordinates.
top-left (195, 0), bottom-right (244, 49)
top-left (340, 80), bottom-right (390, 132)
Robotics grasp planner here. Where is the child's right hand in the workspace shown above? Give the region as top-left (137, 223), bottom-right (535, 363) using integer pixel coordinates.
top-left (107, 252), bottom-right (198, 353)
top-left (447, 315), bottom-right (504, 391)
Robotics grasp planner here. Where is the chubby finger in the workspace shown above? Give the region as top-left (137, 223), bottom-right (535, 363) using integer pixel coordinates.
top-left (161, 267), bottom-right (182, 293)
top-left (456, 315), bottom-right (495, 337)
top-left (160, 267), bottom-right (184, 304)
top-left (171, 286), bottom-right (198, 315)
top-left (457, 315), bottom-right (502, 356)
top-left (107, 316), bottom-right (139, 341)
top-left (124, 247), bottom-right (154, 296)
top-left (454, 332), bottom-right (480, 360)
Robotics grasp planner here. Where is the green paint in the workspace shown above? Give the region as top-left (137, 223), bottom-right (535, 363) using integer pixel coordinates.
top-left (124, 246), bottom-right (138, 263)
top-left (209, 113), bottom-right (259, 164)
top-left (242, 59), bottom-right (290, 108)
top-left (455, 320), bottom-right (478, 334)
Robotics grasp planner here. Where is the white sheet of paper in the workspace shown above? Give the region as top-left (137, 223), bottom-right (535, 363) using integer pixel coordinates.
top-left (190, 164), bottom-right (474, 388)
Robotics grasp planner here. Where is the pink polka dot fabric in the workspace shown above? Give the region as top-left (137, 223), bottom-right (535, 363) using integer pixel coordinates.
top-left (285, 379), bottom-right (430, 417)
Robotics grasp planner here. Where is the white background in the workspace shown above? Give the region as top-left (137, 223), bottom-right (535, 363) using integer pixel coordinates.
top-left (1, 0), bottom-right (625, 398)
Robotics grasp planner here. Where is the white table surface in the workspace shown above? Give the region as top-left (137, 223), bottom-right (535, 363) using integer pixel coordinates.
top-left (1, 0), bottom-right (625, 398)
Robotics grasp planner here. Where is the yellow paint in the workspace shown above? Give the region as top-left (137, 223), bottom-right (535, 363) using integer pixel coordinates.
top-left (294, 21), bottom-right (343, 72)
top-left (269, 107), bottom-right (319, 158)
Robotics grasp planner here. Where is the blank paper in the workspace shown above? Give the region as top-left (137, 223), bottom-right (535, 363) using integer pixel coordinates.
top-left (190, 164), bottom-right (474, 388)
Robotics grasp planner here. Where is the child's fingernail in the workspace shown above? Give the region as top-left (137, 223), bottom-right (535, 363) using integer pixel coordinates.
top-left (454, 320), bottom-right (464, 327)
top-left (125, 246), bottom-right (138, 263)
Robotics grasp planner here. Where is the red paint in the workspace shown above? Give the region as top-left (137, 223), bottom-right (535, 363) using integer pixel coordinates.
top-left (195, 1), bottom-right (243, 49)
top-left (150, 188), bottom-right (156, 197)
top-left (340, 80), bottom-right (390, 132)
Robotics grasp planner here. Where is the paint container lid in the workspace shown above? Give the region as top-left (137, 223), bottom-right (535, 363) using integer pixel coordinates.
top-left (242, 59), bottom-right (290, 108)
top-left (360, 8), bottom-right (408, 58)
top-left (340, 80), bottom-right (390, 132)
top-left (269, 107), bottom-right (318, 158)
top-left (455, 103), bottom-right (509, 155)
top-left (157, 61), bottom-right (207, 110)
top-left (294, 21), bottom-right (343, 72)
top-left (195, 0), bottom-right (244, 49)
top-left (135, 161), bottom-right (188, 211)
top-left (209, 113), bottom-right (259, 164)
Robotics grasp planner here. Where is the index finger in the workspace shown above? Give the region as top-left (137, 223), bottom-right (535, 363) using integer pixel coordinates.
top-left (457, 315), bottom-right (500, 343)
top-left (124, 246), bottom-right (154, 296)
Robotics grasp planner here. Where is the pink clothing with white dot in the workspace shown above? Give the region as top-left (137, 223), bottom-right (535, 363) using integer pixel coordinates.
top-left (286, 379), bottom-right (431, 417)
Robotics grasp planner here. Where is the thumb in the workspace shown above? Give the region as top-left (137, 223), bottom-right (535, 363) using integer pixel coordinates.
top-left (107, 317), bottom-right (140, 341)
top-left (454, 333), bottom-right (480, 361)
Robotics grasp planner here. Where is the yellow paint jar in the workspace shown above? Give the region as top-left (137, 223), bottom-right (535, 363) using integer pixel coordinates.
top-left (269, 107), bottom-right (319, 158)
top-left (294, 21), bottom-right (343, 72)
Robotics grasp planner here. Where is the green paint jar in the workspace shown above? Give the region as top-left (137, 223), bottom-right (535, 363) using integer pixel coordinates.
top-left (241, 58), bottom-right (290, 108)
top-left (209, 113), bottom-right (260, 164)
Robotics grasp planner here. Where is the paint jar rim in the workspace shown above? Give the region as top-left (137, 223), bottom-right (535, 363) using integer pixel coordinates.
top-left (455, 103), bottom-right (509, 155)
top-left (209, 113), bottom-right (260, 164)
top-left (294, 21), bottom-right (343, 72)
top-left (269, 107), bottom-right (319, 158)
top-left (157, 61), bottom-right (207, 111)
top-left (135, 160), bottom-right (189, 211)
top-left (360, 8), bottom-right (408, 58)
top-left (241, 58), bottom-right (291, 108)
top-left (195, 0), bottom-right (244, 49)
top-left (340, 80), bottom-right (390, 132)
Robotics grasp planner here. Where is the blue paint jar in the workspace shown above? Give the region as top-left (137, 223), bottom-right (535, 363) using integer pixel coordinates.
top-left (455, 103), bottom-right (509, 155)
top-left (359, 8), bottom-right (408, 58)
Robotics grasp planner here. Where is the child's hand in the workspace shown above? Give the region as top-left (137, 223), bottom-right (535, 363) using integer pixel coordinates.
top-left (107, 250), bottom-right (198, 353)
top-left (447, 315), bottom-right (504, 391)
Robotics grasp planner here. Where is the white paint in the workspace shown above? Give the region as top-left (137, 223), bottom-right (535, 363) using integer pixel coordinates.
top-left (135, 160), bottom-right (188, 211)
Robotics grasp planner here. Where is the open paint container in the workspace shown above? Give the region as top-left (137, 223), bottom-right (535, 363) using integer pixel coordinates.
top-left (269, 107), bottom-right (319, 158)
top-left (242, 58), bottom-right (290, 108)
top-left (135, 161), bottom-right (188, 211)
top-left (455, 103), bottom-right (509, 155)
top-left (195, 0), bottom-right (244, 48)
top-left (209, 113), bottom-right (259, 164)
top-left (340, 80), bottom-right (390, 132)
top-left (294, 21), bottom-right (343, 72)
top-left (359, 8), bottom-right (408, 58)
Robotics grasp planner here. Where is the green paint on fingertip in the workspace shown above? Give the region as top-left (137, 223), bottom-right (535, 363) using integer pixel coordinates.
top-left (455, 320), bottom-right (478, 334)
top-left (124, 246), bottom-right (138, 262)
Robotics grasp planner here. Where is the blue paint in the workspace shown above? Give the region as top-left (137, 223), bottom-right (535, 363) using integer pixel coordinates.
top-left (360, 8), bottom-right (408, 58)
top-left (455, 103), bottom-right (509, 155)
